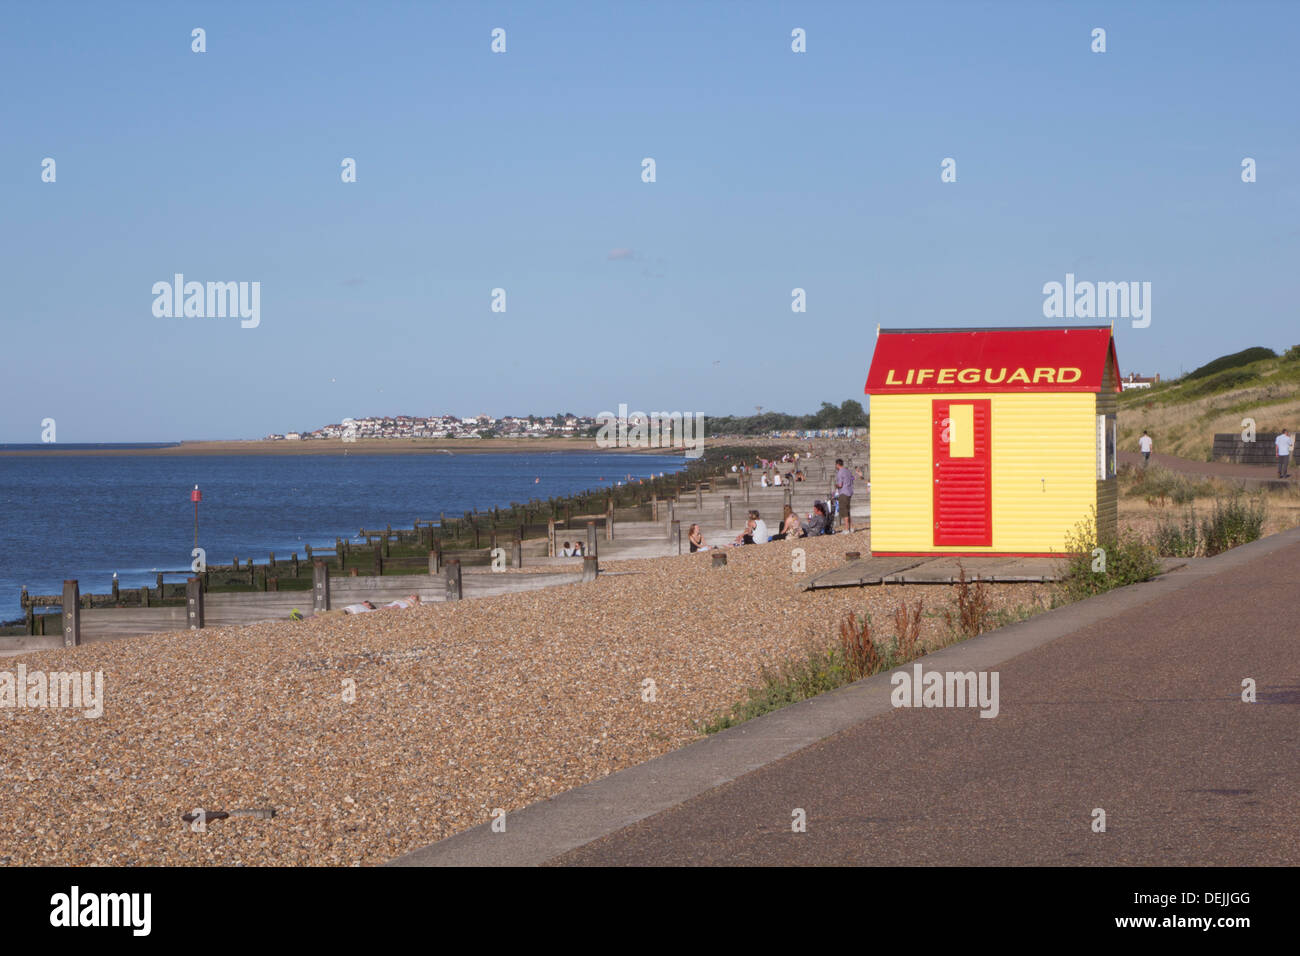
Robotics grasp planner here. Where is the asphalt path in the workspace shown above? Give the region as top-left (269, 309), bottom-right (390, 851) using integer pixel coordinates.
top-left (551, 535), bottom-right (1299, 866)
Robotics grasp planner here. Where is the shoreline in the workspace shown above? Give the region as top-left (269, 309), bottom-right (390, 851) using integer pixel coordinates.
top-left (0, 435), bottom-right (852, 458)
top-left (1, 440), bottom-right (815, 626)
top-left (0, 437), bottom-right (656, 457)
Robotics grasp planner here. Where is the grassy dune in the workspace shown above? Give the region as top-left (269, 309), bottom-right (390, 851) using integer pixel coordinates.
top-left (1119, 348), bottom-right (1300, 460)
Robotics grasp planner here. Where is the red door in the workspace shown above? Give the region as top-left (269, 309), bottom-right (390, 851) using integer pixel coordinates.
top-left (932, 399), bottom-right (992, 547)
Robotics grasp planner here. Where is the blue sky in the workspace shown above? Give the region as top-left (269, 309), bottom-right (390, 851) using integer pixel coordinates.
top-left (2, 0), bottom-right (1297, 441)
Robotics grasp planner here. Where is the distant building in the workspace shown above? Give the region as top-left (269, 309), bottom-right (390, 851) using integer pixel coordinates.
top-left (1120, 372), bottom-right (1159, 391)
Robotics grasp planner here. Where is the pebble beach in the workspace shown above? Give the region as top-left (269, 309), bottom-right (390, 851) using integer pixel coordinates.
top-left (0, 532), bottom-right (1048, 866)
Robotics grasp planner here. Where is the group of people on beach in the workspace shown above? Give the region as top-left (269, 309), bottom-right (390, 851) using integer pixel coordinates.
top-left (689, 458), bottom-right (859, 549)
top-left (559, 541), bottom-right (587, 556)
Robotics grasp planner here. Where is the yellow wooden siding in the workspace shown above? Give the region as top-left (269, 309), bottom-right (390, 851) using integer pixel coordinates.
top-left (869, 396), bottom-right (935, 550)
top-left (871, 392), bottom-right (1100, 553)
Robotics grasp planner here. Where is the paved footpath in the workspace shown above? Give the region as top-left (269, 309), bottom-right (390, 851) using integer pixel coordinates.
top-left (1119, 449), bottom-right (1292, 482)
top-left (392, 526), bottom-right (1300, 867)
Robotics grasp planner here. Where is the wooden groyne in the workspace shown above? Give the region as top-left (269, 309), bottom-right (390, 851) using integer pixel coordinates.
top-left (7, 442), bottom-right (853, 651)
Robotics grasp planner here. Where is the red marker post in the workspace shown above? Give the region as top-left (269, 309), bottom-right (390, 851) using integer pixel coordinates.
top-left (191, 485), bottom-right (202, 549)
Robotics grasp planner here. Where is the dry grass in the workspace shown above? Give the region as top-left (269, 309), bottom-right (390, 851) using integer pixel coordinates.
top-left (1119, 384), bottom-right (1300, 460)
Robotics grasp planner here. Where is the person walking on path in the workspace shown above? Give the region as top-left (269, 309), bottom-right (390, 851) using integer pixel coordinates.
top-left (1139, 431), bottom-right (1153, 467)
top-left (1276, 429), bottom-right (1293, 478)
top-left (834, 458), bottom-right (855, 532)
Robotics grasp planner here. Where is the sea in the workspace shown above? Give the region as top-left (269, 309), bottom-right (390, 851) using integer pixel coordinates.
top-left (0, 448), bottom-right (686, 619)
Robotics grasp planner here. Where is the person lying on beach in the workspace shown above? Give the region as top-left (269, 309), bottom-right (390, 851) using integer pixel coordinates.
top-left (343, 601), bottom-right (376, 614)
top-left (688, 523), bottom-right (708, 552)
top-left (383, 595), bottom-right (421, 609)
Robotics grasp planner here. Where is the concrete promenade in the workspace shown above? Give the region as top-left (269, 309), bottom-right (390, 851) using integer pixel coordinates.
top-left (391, 524), bottom-right (1300, 866)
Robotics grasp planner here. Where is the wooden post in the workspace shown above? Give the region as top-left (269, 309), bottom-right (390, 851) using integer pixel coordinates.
top-left (712, 551), bottom-right (728, 568)
top-left (292, 553), bottom-right (300, 577)
top-left (696, 485), bottom-right (702, 509)
top-left (428, 547), bottom-right (440, 575)
top-left (141, 586), bottom-right (149, 608)
top-left (724, 495), bottom-right (733, 529)
top-left (651, 494), bottom-right (659, 522)
top-left (111, 576), bottom-right (119, 602)
top-left (743, 476), bottom-right (750, 504)
top-left (784, 486), bottom-right (793, 509)
top-left (581, 555), bottom-right (598, 582)
top-left (24, 604), bottom-right (34, 636)
top-left (156, 572), bottom-right (164, 595)
top-left (269, 551), bottom-right (276, 570)
top-left (305, 544), bottom-right (313, 563)
top-left (672, 519), bottom-right (681, 555)
top-left (445, 559), bottom-right (462, 601)
top-left (512, 533), bottom-right (523, 569)
top-left (547, 517), bottom-right (556, 557)
top-left (373, 545), bottom-right (383, 576)
top-left (186, 577), bottom-right (204, 630)
top-left (61, 581), bottom-right (81, 647)
top-left (312, 561), bottom-right (330, 612)
top-left (666, 500), bottom-right (675, 539)
top-left (268, 577), bottom-right (278, 592)
top-left (586, 521), bottom-right (598, 558)
top-left (606, 498), bottom-right (614, 541)
top-left (37, 612), bottom-right (46, 636)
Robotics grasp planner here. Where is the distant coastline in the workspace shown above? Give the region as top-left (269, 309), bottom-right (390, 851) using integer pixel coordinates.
top-left (0, 437), bottom-right (670, 457)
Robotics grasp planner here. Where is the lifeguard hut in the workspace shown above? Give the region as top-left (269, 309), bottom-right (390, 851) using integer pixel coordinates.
top-left (864, 326), bottom-right (1121, 556)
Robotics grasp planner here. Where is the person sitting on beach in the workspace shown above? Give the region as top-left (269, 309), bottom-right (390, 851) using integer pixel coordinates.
top-left (760, 473), bottom-right (770, 488)
top-left (801, 501), bottom-right (831, 536)
top-left (732, 512), bottom-right (756, 546)
top-left (733, 510), bottom-right (768, 545)
top-left (773, 472), bottom-right (782, 486)
top-left (794, 470), bottom-right (804, 482)
top-left (688, 523), bottom-right (708, 552)
top-left (573, 541), bottom-right (584, 557)
top-left (561, 541), bottom-right (573, 556)
top-left (769, 506), bottom-right (802, 541)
